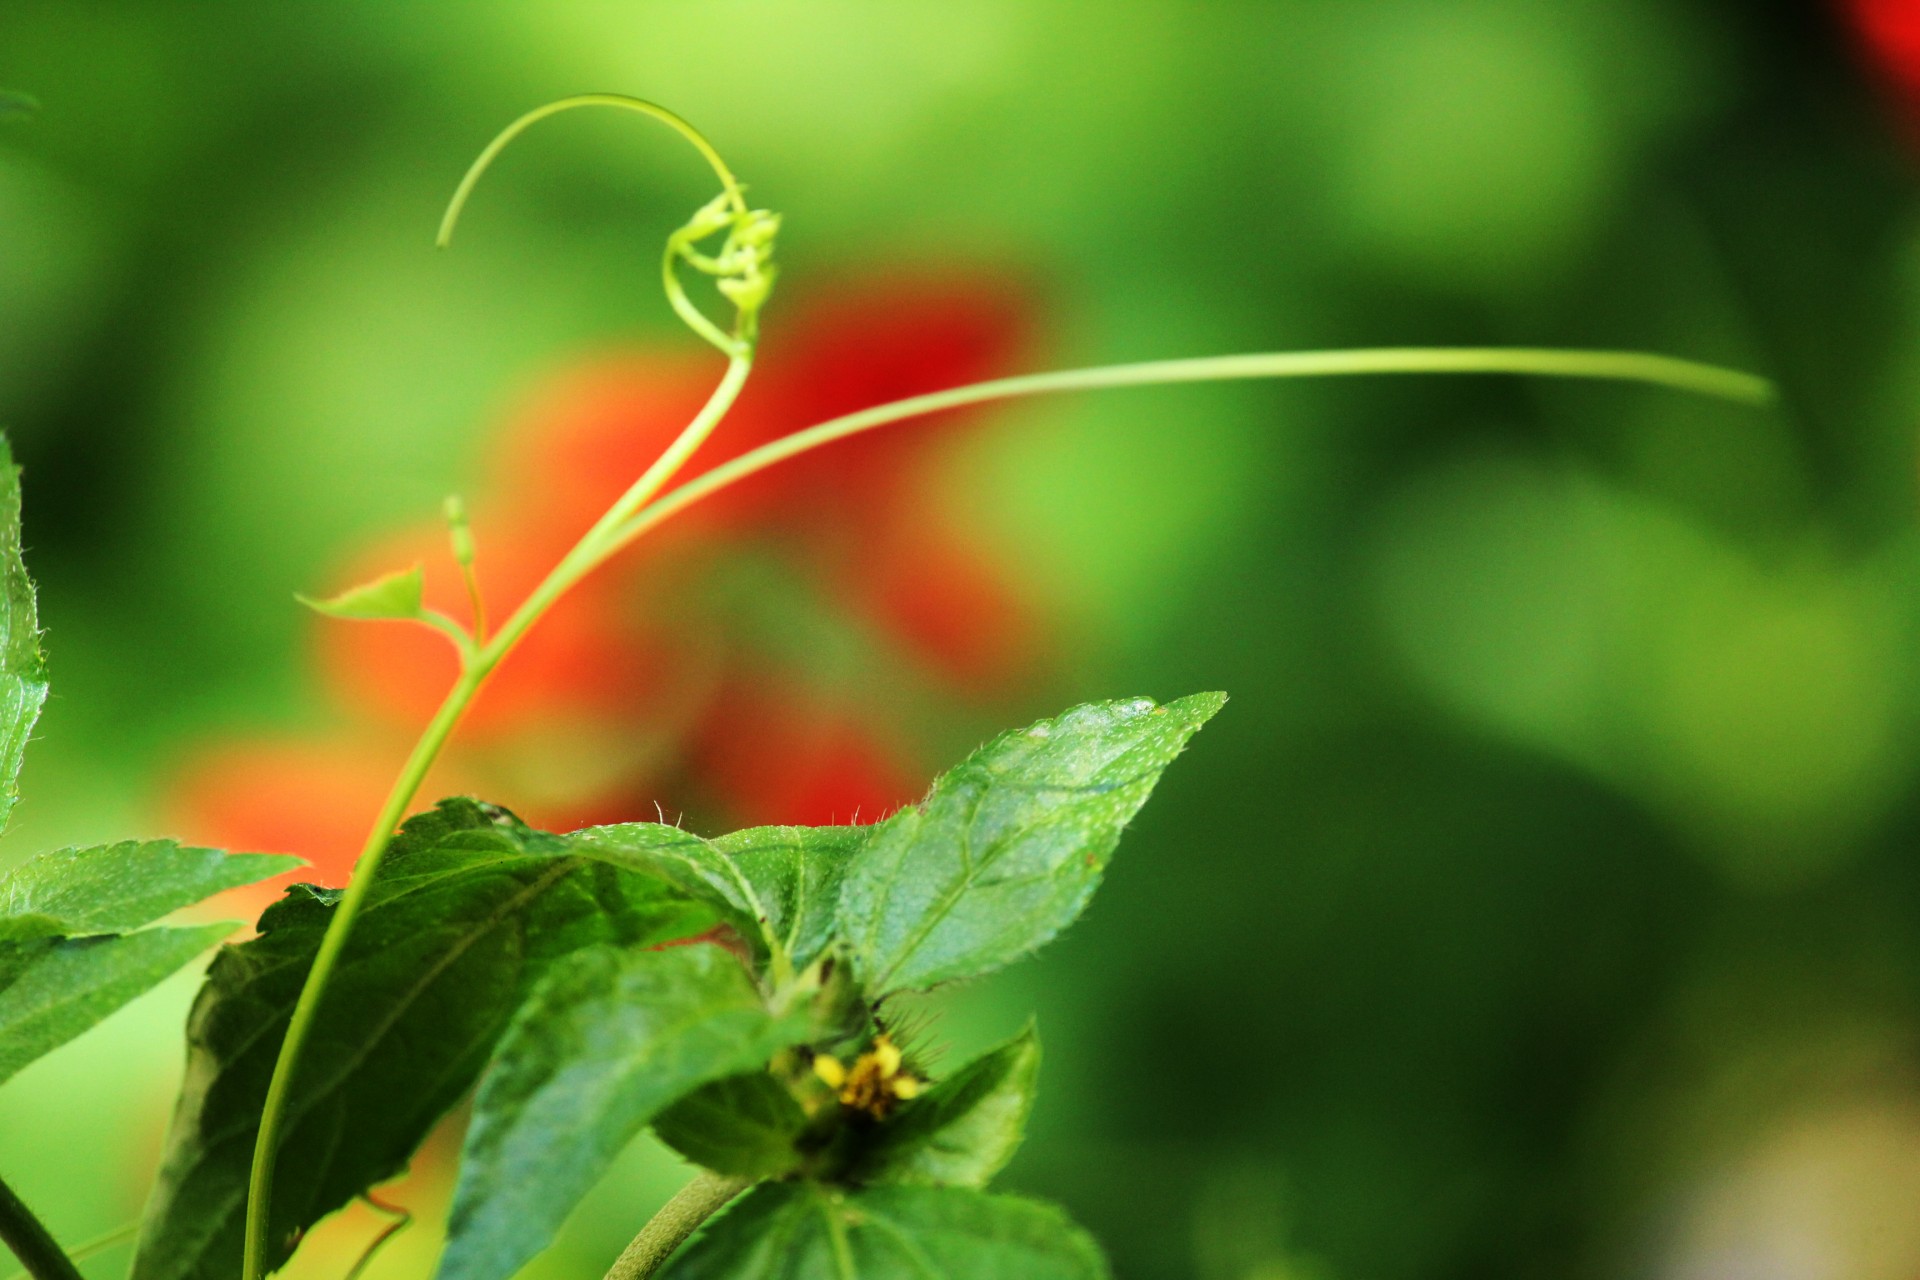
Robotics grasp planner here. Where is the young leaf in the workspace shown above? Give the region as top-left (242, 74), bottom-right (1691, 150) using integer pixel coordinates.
top-left (571, 822), bottom-right (870, 972)
top-left (437, 943), bottom-right (811, 1280)
top-left (852, 1024), bottom-right (1040, 1189)
top-left (0, 841), bottom-right (300, 942)
top-left (296, 565), bottom-right (426, 621)
top-left (838, 693), bottom-right (1225, 993)
top-left (132, 800), bottom-right (708, 1280)
top-left (652, 1071), bottom-right (809, 1180)
top-left (0, 435), bottom-right (48, 836)
top-left (660, 1183), bottom-right (1110, 1280)
top-left (0, 924), bottom-right (232, 1085)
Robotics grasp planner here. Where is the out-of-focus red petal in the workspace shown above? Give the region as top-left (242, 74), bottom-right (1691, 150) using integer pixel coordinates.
top-left (166, 738), bottom-right (403, 894)
top-left (738, 273), bottom-right (1038, 512)
top-left (830, 525), bottom-right (1045, 693)
top-left (691, 680), bottom-right (922, 828)
top-left (1843, 0), bottom-right (1920, 126)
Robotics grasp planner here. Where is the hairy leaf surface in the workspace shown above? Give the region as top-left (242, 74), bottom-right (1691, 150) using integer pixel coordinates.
top-left (572, 822), bottom-right (869, 971)
top-left (854, 1025), bottom-right (1040, 1188)
top-left (438, 943), bottom-right (810, 1280)
top-left (0, 841), bottom-right (298, 942)
top-left (0, 924), bottom-right (231, 1084)
top-left (838, 693), bottom-right (1224, 993)
top-left (653, 1071), bottom-right (810, 1180)
top-left (661, 1183), bottom-right (1109, 1280)
top-left (133, 800), bottom-right (707, 1280)
top-left (0, 435), bottom-right (47, 834)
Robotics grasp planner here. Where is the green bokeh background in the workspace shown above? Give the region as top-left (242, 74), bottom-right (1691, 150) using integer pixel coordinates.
top-left (8, 2), bottom-right (1920, 1278)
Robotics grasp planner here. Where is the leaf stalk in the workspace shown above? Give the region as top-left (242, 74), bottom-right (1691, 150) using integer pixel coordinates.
top-left (603, 1173), bottom-right (750, 1280)
top-left (0, 1173), bottom-right (82, 1280)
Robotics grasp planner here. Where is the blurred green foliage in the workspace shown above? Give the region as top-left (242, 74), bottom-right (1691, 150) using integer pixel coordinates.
top-left (4, 2), bottom-right (1920, 1279)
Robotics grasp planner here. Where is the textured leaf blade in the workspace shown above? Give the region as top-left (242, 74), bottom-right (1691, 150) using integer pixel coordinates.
top-left (712, 825), bottom-right (868, 970)
top-left (0, 923), bottom-right (231, 1085)
top-left (0, 841), bottom-right (300, 942)
top-left (296, 564), bottom-right (425, 621)
top-left (438, 943), bottom-right (811, 1280)
top-left (653, 1072), bottom-right (809, 1180)
top-left (661, 1183), bottom-right (1109, 1280)
top-left (854, 1025), bottom-right (1040, 1188)
top-left (838, 693), bottom-right (1225, 993)
top-left (0, 435), bottom-right (48, 836)
top-left (132, 800), bottom-right (707, 1280)
top-left (572, 823), bottom-right (870, 971)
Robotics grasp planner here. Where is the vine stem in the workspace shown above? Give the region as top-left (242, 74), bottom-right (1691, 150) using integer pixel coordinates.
top-left (240, 356), bottom-right (752, 1280)
top-left (240, 338), bottom-right (1767, 1280)
top-left (0, 1173), bottom-right (82, 1280)
top-left (605, 346), bottom-right (1773, 552)
top-left (603, 1173), bottom-right (749, 1280)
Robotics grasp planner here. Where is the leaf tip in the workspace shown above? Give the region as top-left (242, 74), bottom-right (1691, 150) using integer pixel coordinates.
top-left (296, 564), bottom-right (427, 622)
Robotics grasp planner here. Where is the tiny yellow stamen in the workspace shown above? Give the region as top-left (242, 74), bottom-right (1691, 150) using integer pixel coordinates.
top-left (812, 1054), bottom-right (847, 1089)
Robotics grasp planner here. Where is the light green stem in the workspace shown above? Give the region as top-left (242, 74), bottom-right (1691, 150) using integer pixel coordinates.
top-left (605, 346), bottom-right (1772, 552)
top-left (603, 1173), bottom-right (749, 1280)
top-left (240, 355), bottom-right (751, 1280)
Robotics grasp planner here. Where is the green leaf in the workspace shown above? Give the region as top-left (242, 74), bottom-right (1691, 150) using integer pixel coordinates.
top-left (660, 1183), bottom-right (1110, 1280)
top-left (0, 923), bottom-right (231, 1085)
top-left (572, 822), bottom-right (870, 972)
top-left (0, 436), bottom-right (48, 836)
top-left (437, 943), bottom-right (811, 1280)
top-left (0, 838), bottom-right (292, 1084)
top-left (0, 92), bottom-right (38, 121)
top-left (852, 1025), bottom-right (1040, 1188)
top-left (132, 800), bottom-right (709, 1280)
top-left (0, 841), bottom-right (301, 942)
top-left (653, 1071), bottom-right (809, 1180)
top-left (296, 564), bottom-right (426, 621)
top-left (838, 693), bottom-right (1225, 993)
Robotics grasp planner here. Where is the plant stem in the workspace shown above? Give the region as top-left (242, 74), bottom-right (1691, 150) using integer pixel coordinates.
top-left (0, 1174), bottom-right (82, 1280)
top-left (603, 1173), bottom-right (749, 1280)
top-left (606, 345), bottom-right (1773, 552)
top-left (241, 355), bottom-right (752, 1280)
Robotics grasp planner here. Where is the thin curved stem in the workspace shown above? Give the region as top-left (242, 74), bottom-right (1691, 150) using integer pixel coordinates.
top-left (604, 346), bottom-right (1773, 553)
top-left (239, 354), bottom-right (752, 1280)
top-left (0, 1173), bottom-right (82, 1280)
top-left (437, 94), bottom-right (744, 250)
top-left (603, 1173), bottom-right (750, 1280)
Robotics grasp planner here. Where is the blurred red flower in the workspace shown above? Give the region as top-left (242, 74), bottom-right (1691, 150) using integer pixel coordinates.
top-left (169, 269), bottom-right (1055, 884)
top-left (1842, 0), bottom-right (1920, 122)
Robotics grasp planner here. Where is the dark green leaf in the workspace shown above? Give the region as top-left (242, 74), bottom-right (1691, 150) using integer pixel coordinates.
top-left (0, 924), bottom-right (231, 1084)
top-left (853, 1025), bottom-right (1040, 1188)
top-left (296, 565), bottom-right (425, 621)
top-left (0, 841), bottom-right (300, 942)
top-left (838, 693), bottom-right (1225, 993)
top-left (653, 1071), bottom-right (809, 1180)
top-left (0, 436), bottom-right (48, 836)
top-left (661, 1183), bottom-right (1110, 1280)
top-left (132, 800), bottom-right (708, 1280)
top-left (572, 822), bottom-right (870, 972)
top-left (438, 943), bottom-right (811, 1280)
